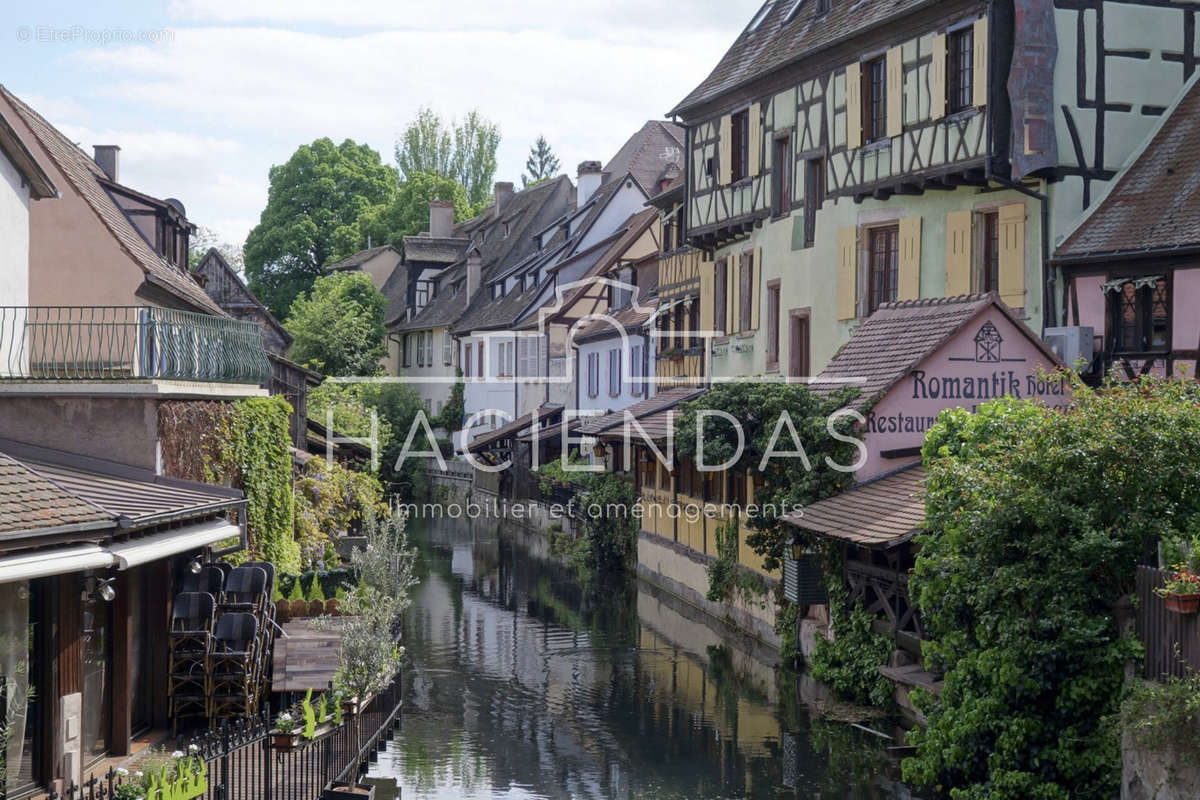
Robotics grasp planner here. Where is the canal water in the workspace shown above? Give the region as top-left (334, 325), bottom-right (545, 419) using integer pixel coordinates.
top-left (367, 517), bottom-right (917, 799)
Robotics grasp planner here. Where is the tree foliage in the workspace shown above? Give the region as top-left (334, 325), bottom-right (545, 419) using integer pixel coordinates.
top-left (673, 382), bottom-right (862, 573)
top-left (337, 171), bottom-right (471, 258)
top-left (903, 375), bottom-right (1200, 799)
top-left (284, 272), bottom-right (387, 377)
top-left (244, 138), bottom-right (398, 318)
top-left (394, 107), bottom-right (500, 211)
top-left (522, 135), bottom-right (561, 187)
top-left (293, 457), bottom-right (388, 567)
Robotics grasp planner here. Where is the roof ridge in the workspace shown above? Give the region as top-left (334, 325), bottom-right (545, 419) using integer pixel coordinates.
top-left (876, 293), bottom-right (993, 311)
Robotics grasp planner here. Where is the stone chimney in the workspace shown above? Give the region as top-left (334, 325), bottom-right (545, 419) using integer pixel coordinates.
top-left (466, 250), bottom-right (482, 297)
top-left (93, 145), bottom-right (120, 182)
top-left (577, 161), bottom-right (603, 206)
top-left (493, 182), bottom-right (514, 219)
top-left (429, 200), bottom-right (454, 238)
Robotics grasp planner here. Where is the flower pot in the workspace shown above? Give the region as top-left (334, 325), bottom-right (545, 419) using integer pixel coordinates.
top-left (1164, 593), bottom-right (1200, 614)
top-left (272, 732), bottom-right (299, 752)
top-left (322, 781), bottom-right (375, 800)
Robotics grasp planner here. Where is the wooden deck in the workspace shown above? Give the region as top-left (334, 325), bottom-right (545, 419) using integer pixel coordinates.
top-left (271, 618), bottom-right (347, 693)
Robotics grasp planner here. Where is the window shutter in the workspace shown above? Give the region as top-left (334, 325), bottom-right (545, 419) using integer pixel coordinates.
top-left (727, 260), bottom-right (738, 334)
top-left (719, 115), bottom-right (733, 185)
top-left (748, 103), bottom-right (762, 177)
top-left (886, 47), bottom-right (903, 138)
top-left (998, 203), bottom-right (1026, 309)
top-left (931, 33), bottom-right (947, 121)
top-left (837, 226), bottom-right (858, 320)
top-left (898, 217), bottom-right (922, 301)
top-left (845, 63), bottom-right (862, 150)
top-left (945, 210), bottom-right (973, 296)
top-left (973, 17), bottom-right (989, 107)
top-left (699, 261), bottom-right (714, 336)
top-left (750, 247), bottom-right (762, 330)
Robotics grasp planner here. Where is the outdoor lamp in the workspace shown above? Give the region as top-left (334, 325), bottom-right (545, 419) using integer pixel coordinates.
top-left (90, 576), bottom-right (116, 602)
top-left (188, 558), bottom-right (203, 574)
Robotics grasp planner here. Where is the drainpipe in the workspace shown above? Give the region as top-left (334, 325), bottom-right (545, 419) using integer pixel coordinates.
top-left (983, 0), bottom-right (1057, 332)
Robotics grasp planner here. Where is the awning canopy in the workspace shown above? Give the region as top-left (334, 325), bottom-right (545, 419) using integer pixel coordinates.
top-left (108, 519), bottom-right (241, 569)
top-left (468, 405), bottom-right (563, 454)
top-left (0, 544), bottom-right (113, 584)
top-left (782, 463), bottom-right (926, 549)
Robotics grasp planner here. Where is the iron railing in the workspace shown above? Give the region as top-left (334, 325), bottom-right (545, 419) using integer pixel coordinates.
top-left (0, 307), bottom-right (270, 385)
top-left (48, 669), bottom-right (403, 800)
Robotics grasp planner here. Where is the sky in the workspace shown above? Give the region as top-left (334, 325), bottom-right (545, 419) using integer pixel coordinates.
top-left (1, 0), bottom-right (761, 249)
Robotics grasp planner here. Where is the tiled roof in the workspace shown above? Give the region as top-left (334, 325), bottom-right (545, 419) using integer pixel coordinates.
top-left (583, 387), bottom-right (705, 437)
top-left (0, 104), bottom-right (56, 199)
top-left (327, 245), bottom-right (399, 271)
top-left (573, 303), bottom-right (657, 344)
top-left (670, 0), bottom-right (940, 117)
top-left (1056, 78), bottom-right (1200, 259)
top-left (815, 294), bottom-right (1000, 407)
top-left (0, 453), bottom-right (113, 535)
top-left (0, 86), bottom-right (225, 315)
top-left (782, 463), bottom-right (925, 547)
top-left (389, 270), bottom-right (468, 331)
top-left (468, 405), bottom-right (563, 453)
top-left (603, 121), bottom-right (685, 194)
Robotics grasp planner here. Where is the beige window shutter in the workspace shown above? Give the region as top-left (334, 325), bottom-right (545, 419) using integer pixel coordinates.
top-left (750, 247), bottom-right (762, 330)
top-left (898, 217), bottom-right (922, 301)
top-left (886, 47), bottom-right (904, 138)
top-left (845, 63), bottom-right (862, 150)
top-left (973, 17), bottom-right (989, 107)
top-left (719, 115), bottom-right (733, 185)
top-left (998, 202), bottom-right (1026, 308)
top-left (837, 226), bottom-right (858, 320)
top-left (945, 210), bottom-right (973, 296)
top-left (749, 103), bottom-right (762, 177)
top-left (727, 259), bottom-right (738, 334)
top-left (931, 33), bottom-right (947, 121)
top-left (699, 261), bottom-right (714, 335)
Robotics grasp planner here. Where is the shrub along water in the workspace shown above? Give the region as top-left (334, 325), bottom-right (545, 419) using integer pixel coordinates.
top-left (903, 375), bottom-right (1200, 799)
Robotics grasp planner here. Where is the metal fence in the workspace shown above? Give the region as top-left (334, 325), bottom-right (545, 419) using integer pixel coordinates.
top-left (49, 670), bottom-right (403, 800)
top-left (0, 306), bottom-right (270, 385)
top-left (1135, 566), bottom-right (1200, 681)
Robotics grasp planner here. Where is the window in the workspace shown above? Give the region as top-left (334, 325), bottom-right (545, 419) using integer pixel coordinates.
top-left (868, 225), bottom-right (900, 313)
top-left (731, 109), bottom-right (750, 182)
top-left (416, 332), bottom-right (425, 367)
top-left (657, 310), bottom-right (671, 354)
top-left (789, 310), bottom-right (811, 379)
top-left (492, 283), bottom-right (503, 300)
top-left (714, 258), bottom-right (728, 335)
top-left (772, 135), bottom-right (792, 217)
top-left (804, 158), bottom-right (825, 247)
top-left (674, 205), bottom-right (686, 250)
top-left (948, 27), bottom-right (974, 113)
top-left (631, 344), bottom-right (643, 396)
top-left (766, 281), bottom-right (781, 368)
top-left (978, 210), bottom-right (1000, 293)
top-left (477, 342), bottom-right (483, 378)
top-left (497, 342), bottom-right (514, 377)
top-left (402, 334), bottom-right (411, 368)
top-left (586, 352), bottom-right (600, 397)
top-left (739, 252), bottom-right (754, 332)
top-left (674, 304), bottom-right (687, 349)
top-left (688, 301), bottom-right (700, 348)
top-left (518, 337), bottom-right (540, 378)
top-left (748, 0), bottom-right (775, 31)
top-left (465, 343), bottom-right (473, 378)
top-left (443, 331), bottom-right (453, 365)
top-left (608, 349), bottom-right (622, 397)
top-left (1110, 277), bottom-right (1169, 353)
top-left (815, 0), bottom-right (830, 13)
top-left (863, 56), bottom-right (888, 143)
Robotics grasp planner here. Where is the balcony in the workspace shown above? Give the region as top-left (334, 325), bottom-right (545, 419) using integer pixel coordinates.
top-left (0, 306), bottom-right (271, 385)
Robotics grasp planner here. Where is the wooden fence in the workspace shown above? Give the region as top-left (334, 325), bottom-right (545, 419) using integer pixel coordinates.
top-left (1135, 565), bottom-right (1200, 681)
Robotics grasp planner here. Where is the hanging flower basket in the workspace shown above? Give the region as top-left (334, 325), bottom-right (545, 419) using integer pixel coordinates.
top-left (1164, 593), bottom-right (1200, 615)
top-left (272, 732), bottom-right (300, 752)
top-left (1155, 566), bottom-right (1200, 614)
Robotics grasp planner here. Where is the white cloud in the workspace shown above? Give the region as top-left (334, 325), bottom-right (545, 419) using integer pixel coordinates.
top-left (24, 1), bottom-right (760, 247)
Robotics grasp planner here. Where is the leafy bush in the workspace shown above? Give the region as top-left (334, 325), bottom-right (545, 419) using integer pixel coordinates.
top-left (1121, 668), bottom-right (1200, 763)
top-left (578, 474), bottom-right (639, 575)
top-left (293, 456), bottom-right (387, 566)
top-left (903, 375), bottom-right (1200, 799)
top-left (811, 575), bottom-right (894, 708)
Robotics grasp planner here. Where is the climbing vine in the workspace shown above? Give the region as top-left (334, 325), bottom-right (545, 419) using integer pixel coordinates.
top-left (293, 456), bottom-right (388, 567)
top-left (705, 515), bottom-right (768, 606)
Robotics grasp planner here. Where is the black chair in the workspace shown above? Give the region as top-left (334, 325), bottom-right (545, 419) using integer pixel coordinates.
top-left (168, 592), bottom-right (216, 733)
top-left (207, 612), bottom-right (259, 720)
top-left (180, 566), bottom-right (224, 596)
top-left (241, 560), bottom-right (278, 625)
top-left (169, 592), bottom-right (216, 656)
top-left (219, 566), bottom-right (268, 614)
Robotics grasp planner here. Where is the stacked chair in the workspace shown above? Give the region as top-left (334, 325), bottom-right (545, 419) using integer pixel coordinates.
top-left (167, 561), bottom-right (277, 731)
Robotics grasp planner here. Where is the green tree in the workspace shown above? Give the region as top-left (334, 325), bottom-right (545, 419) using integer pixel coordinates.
top-left (394, 107), bottom-right (500, 211)
top-left (284, 272), bottom-right (387, 376)
top-left (244, 138), bottom-right (398, 318)
top-left (673, 382), bottom-right (861, 573)
top-left (522, 135), bottom-right (561, 187)
top-left (189, 226), bottom-right (243, 271)
top-left (903, 375), bottom-right (1200, 799)
top-left (337, 172), bottom-right (470, 258)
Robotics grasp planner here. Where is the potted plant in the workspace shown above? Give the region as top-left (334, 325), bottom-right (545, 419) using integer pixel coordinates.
top-left (1155, 565), bottom-right (1200, 614)
top-left (322, 781), bottom-right (375, 800)
top-left (272, 711), bottom-right (300, 751)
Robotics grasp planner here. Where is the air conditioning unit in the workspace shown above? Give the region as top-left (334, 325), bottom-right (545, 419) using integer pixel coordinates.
top-left (1044, 326), bottom-right (1094, 372)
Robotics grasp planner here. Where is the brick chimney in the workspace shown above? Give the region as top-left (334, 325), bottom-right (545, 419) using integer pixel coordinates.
top-left (93, 145), bottom-right (120, 182)
top-left (466, 250), bottom-right (482, 297)
top-left (429, 200), bottom-right (454, 238)
top-left (494, 182), bottom-right (514, 219)
top-left (577, 161), bottom-right (603, 206)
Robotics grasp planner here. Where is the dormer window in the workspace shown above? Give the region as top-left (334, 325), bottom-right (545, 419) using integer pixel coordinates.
top-left (492, 283), bottom-right (504, 300)
top-left (503, 222), bottom-right (510, 238)
top-left (748, 0), bottom-right (775, 31)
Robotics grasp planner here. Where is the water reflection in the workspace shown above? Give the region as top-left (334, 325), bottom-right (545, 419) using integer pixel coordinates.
top-left (369, 516), bottom-right (916, 799)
